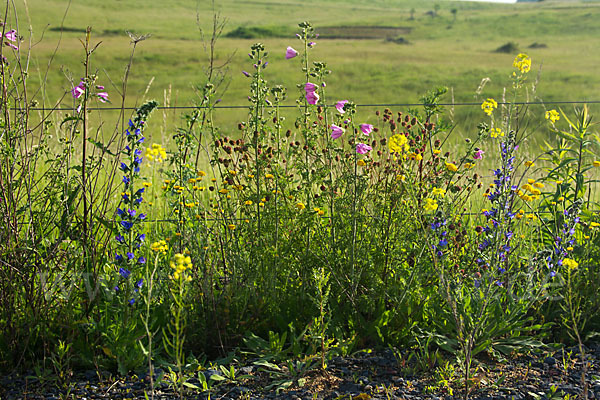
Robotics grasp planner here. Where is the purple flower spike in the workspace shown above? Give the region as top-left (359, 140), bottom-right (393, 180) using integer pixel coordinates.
top-left (138, 257), bottom-right (146, 264)
top-left (242, 70), bottom-right (250, 77)
top-left (136, 279), bottom-right (144, 288)
top-left (119, 267), bottom-right (131, 279)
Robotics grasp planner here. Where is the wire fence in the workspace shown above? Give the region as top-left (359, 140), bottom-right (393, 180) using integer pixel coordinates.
top-left (18, 99), bottom-right (600, 112)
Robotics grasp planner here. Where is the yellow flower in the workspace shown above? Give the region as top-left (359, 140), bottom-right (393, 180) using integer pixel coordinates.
top-left (143, 182), bottom-right (152, 188)
top-left (265, 173), bottom-right (274, 179)
top-left (481, 98), bottom-right (498, 116)
top-left (229, 170), bottom-right (237, 175)
top-left (534, 182), bottom-right (544, 189)
top-left (591, 222), bottom-right (600, 228)
top-left (423, 198), bottom-right (438, 212)
top-left (396, 174), bottom-right (406, 182)
top-left (150, 240), bottom-right (169, 254)
top-left (388, 134), bottom-right (409, 154)
top-left (245, 200), bottom-right (253, 206)
top-left (219, 188), bottom-right (229, 194)
top-left (562, 258), bottom-right (578, 270)
top-left (524, 161), bottom-right (535, 167)
top-left (228, 224), bottom-right (235, 230)
top-left (545, 109), bottom-right (560, 124)
top-left (431, 187), bottom-right (446, 197)
top-left (513, 53), bottom-right (531, 74)
top-left (556, 180), bottom-right (563, 184)
top-left (296, 202), bottom-right (306, 210)
top-left (445, 162), bottom-right (458, 172)
top-left (566, 246), bottom-right (573, 252)
top-left (433, 149), bottom-right (441, 155)
top-left (259, 202), bottom-right (264, 207)
top-left (357, 159), bottom-right (366, 167)
top-left (558, 196), bottom-right (565, 201)
top-left (197, 170), bottom-right (206, 177)
top-left (248, 174), bottom-right (255, 179)
top-left (593, 161), bottom-right (600, 167)
top-left (490, 128), bottom-right (504, 138)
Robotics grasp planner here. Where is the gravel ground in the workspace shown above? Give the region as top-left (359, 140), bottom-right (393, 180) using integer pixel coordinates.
top-left (2, 345), bottom-right (600, 399)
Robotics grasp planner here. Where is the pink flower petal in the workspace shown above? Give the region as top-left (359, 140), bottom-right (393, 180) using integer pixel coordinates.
top-left (71, 80), bottom-right (85, 99)
top-left (474, 149), bottom-right (485, 160)
top-left (304, 82), bottom-right (317, 94)
top-left (360, 124), bottom-right (373, 136)
top-left (7, 43), bottom-right (18, 50)
top-left (5, 29), bottom-right (16, 42)
top-left (331, 124), bottom-right (344, 140)
top-left (356, 143), bottom-right (372, 155)
top-left (306, 91), bottom-right (319, 105)
top-left (97, 92), bottom-right (109, 103)
top-left (285, 46), bottom-right (298, 59)
top-left (335, 100), bottom-right (348, 114)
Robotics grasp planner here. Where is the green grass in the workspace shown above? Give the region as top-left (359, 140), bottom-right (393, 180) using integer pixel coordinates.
top-left (10, 0), bottom-right (600, 140)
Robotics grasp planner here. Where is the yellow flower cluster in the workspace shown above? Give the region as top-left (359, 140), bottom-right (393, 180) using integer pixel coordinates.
top-left (445, 162), bottom-right (458, 172)
top-left (481, 98), bottom-right (498, 116)
top-left (431, 187), bottom-right (446, 197)
top-left (313, 207), bottom-right (325, 216)
top-left (408, 152), bottom-right (422, 161)
top-left (562, 258), bottom-right (578, 270)
top-left (151, 240), bottom-right (169, 254)
top-left (296, 202), bottom-right (306, 210)
top-left (146, 144), bottom-right (167, 163)
top-left (423, 198), bottom-right (438, 212)
top-left (518, 179), bottom-right (543, 202)
top-left (170, 253), bottom-right (193, 281)
top-left (490, 128), bottom-right (504, 138)
top-left (357, 159), bottom-right (366, 167)
top-left (513, 53), bottom-right (531, 74)
top-left (388, 134), bottom-right (409, 154)
top-left (545, 109), bottom-right (560, 124)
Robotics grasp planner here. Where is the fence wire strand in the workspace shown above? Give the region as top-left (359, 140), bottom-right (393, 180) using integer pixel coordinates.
top-left (18, 100), bottom-right (600, 112)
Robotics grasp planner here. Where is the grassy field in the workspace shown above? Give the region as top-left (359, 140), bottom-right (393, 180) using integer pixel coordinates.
top-left (10, 0), bottom-right (600, 140)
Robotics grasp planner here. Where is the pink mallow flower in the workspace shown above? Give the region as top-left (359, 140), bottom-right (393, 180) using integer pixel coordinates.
top-left (71, 80), bottom-right (85, 99)
top-left (97, 92), bottom-right (109, 103)
top-left (360, 124), bottom-right (373, 136)
top-left (305, 82), bottom-right (317, 93)
top-left (474, 149), bottom-right (485, 160)
top-left (356, 143), bottom-right (372, 155)
top-left (285, 46), bottom-right (298, 59)
top-left (306, 91), bottom-right (319, 105)
top-left (331, 124), bottom-right (344, 140)
top-left (335, 100), bottom-right (348, 114)
top-left (5, 29), bottom-right (17, 42)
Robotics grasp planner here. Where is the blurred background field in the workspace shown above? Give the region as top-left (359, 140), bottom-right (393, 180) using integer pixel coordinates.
top-left (13, 0), bottom-right (600, 145)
